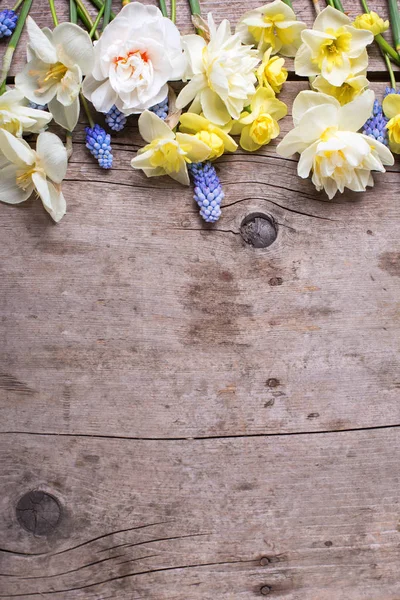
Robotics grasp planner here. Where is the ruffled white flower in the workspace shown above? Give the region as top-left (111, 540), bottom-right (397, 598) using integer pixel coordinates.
top-left (294, 6), bottom-right (373, 86)
top-left (277, 90), bottom-right (393, 199)
top-left (176, 14), bottom-right (260, 126)
top-left (131, 110), bottom-right (211, 185)
top-left (0, 87), bottom-right (52, 137)
top-left (83, 2), bottom-right (185, 116)
top-left (15, 17), bottom-right (94, 131)
top-left (311, 71), bottom-right (369, 105)
top-left (0, 129), bottom-right (68, 222)
top-left (236, 0), bottom-right (306, 57)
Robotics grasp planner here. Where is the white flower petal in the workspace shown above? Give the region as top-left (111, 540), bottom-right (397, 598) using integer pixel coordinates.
top-left (89, 79), bottom-right (118, 114)
top-left (297, 141), bottom-right (319, 178)
top-left (176, 75), bottom-right (207, 110)
top-left (313, 6), bottom-right (350, 31)
top-left (0, 129), bottom-right (35, 167)
top-left (182, 34), bottom-right (207, 76)
top-left (0, 161), bottom-right (33, 204)
top-left (293, 90), bottom-right (339, 126)
top-left (15, 58), bottom-right (58, 105)
top-left (200, 88), bottom-right (232, 125)
top-left (321, 54), bottom-right (351, 86)
top-left (347, 26), bottom-right (373, 58)
top-left (52, 22), bottom-right (95, 74)
top-left (26, 16), bottom-right (57, 64)
top-left (168, 165), bottom-right (190, 186)
top-left (363, 136), bottom-right (394, 166)
top-left (36, 132), bottom-right (68, 183)
top-left (48, 96), bottom-right (79, 131)
top-left (138, 110), bottom-right (175, 143)
top-left (338, 89), bottom-right (374, 132)
top-left (294, 44), bottom-right (320, 77)
top-left (32, 171), bottom-right (66, 221)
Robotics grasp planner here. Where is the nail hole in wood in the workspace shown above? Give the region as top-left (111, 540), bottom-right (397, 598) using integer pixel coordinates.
top-left (260, 556), bottom-right (270, 566)
top-left (240, 213), bottom-right (277, 248)
top-left (260, 585), bottom-right (272, 595)
top-left (16, 491), bottom-right (61, 536)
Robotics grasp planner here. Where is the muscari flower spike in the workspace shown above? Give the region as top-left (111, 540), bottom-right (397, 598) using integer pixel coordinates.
top-left (149, 97), bottom-right (169, 121)
top-left (188, 161), bottom-right (224, 224)
top-left (85, 124), bottom-right (113, 169)
top-left (362, 99), bottom-right (389, 147)
top-left (0, 9), bottom-right (17, 38)
top-left (384, 86), bottom-right (400, 97)
top-left (105, 105), bottom-right (127, 132)
top-left (28, 101), bottom-right (48, 111)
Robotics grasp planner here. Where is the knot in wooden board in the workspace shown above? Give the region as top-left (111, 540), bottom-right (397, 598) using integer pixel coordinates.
top-left (260, 585), bottom-right (272, 595)
top-left (240, 213), bottom-right (277, 248)
top-left (16, 491), bottom-right (61, 536)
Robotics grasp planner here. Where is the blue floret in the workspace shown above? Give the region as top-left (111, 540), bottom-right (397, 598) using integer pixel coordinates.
top-left (362, 99), bottom-right (389, 146)
top-left (105, 105), bottom-right (127, 132)
top-left (85, 124), bottom-right (113, 169)
top-left (149, 97), bottom-right (169, 120)
top-left (0, 9), bottom-right (17, 38)
top-left (384, 86), bottom-right (400, 97)
top-left (188, 161), bottom-right (224, 224)
top-left (28, 101), bottom-right (48, 111)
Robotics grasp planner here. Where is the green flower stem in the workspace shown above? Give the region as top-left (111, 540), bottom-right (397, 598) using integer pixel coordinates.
top-left (80, 92), bottom-right (95, 128)
top-left (281, 0), bottom-right (293, 8)
top-left (188, 0), bottom-right (201, 15)
top-left (87, 0), bottom-right (115, 20)
top-left (375, 33), bottom-right (400, 65)
top-left (385, 51), bottom-right (397, 87)
top-left (158, 0), bottom-right (168, 17)
top-left (333, 0), bottom-right (344, 11)
top-left (74, 0), bottom-right (99, 39)
top-left (388, 0), bottom-right (400, 55)
top-left (70, 0), bottom-right (78, 23)
top-left (102, 0), bottom-right (112, 29)
top-left (0, 0), bottom-right (33, 95)
top-left (12, 0), bottom-right (25, 11)
top-left (326, 0), bottom-right (335, 7)
top-left (90, 2), bottom-right (104, 36)
top-left (171, 0), bottom-right (177, 23)
top-left (48, 0), bottom-right (58, 25)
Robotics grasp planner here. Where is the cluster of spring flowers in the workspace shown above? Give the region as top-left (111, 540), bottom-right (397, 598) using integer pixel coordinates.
top-left (0, 0), bottom-right (399, 224)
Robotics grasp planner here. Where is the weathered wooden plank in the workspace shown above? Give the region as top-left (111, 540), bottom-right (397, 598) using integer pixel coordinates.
top-left (4, 0), bottom-right (398, 74)
top-left (1, 81), bottom-right (399, 439)
top-left (1, 428), bottom-right (400, 598)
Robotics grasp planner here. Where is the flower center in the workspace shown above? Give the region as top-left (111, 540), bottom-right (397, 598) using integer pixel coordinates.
top-left (320, 126), bottom-right (338, 142)
top-left (250, 113), bottom-right (277, 145)
top-left (314, 28), bottom-right (352, 70)
top-left (148, 140), bottom-right (190, 173)
top-left (33, 62), bottom-right (68, 94)
top-left (16, 167), bottom-right (36, 190)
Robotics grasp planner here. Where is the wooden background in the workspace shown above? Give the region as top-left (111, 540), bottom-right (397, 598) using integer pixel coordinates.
top-left (1, 0), bottom-right (400, 598)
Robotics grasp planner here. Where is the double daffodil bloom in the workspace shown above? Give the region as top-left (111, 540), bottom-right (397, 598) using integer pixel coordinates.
top-left (382, 93), bottom-right (400, 153)
top-left (0, 129), bottom-right (68, 221)
top-left (179, 113), bottom-right (237, 160)
top-left (15, 17), bottom-right (94, 131)
top-left (131, 111), bottom-right (211, 185)
top-left (295, 6), bottom-right (373, 87)
top-left (277, 90), bottom-right (393, 199)
top-left (312, 72), bottom-right (369, 105)
top-left (256, 48), bottom-right (288, 94)
top-left (0, 88), bottom-right (52, 137)
top-left (232, 87), bottom-right (287, 152)
top-left (236, 0), bottom-right (306, 56)
top-left (353, 11), bottom-right (389, 36)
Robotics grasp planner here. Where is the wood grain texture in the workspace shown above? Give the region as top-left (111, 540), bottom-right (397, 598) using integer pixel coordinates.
top-left (4, 0), bottom-right (400, 74)
top-left (1, 429), bottom-right (400, 599)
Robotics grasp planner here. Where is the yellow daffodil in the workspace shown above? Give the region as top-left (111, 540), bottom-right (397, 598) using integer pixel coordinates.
top-left (382, 93), bottom-right (400, 153)
top-left (353, 11), bottom-right (389, 36)
top-left (179, 113), bottom-right (238, 160)
top-left (236, 0), bottom-right (306, 57)
top-left (277, 90), bottom-right (393, 199)
top-left (231, 87), bottom-right (287, 152)
top-left (295, 6), bottom-right (373, 87)
top-left (131, 111), bottom-right (211, 185)
top-left (256, 48), bottom-right (288, 94)
top-left (311, 72), bottom-right (369, 105)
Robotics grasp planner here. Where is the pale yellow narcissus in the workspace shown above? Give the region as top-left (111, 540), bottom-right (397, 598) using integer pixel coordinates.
top-left (295, 6), bottom-right (373, 87)
top-left (236, 0), bottom-right (306, 57)
top-left (0, 88), bottom-right (52, 137)
top-left (231, 87), bottom-right (287, 152)
top-left (256, 48), bottom-right (288, 94)
top-left (382, 93), bottom-right (400, 153)
top-left (179, 113), bottom-right (237, 160)
top-left (353, 11), bottom-right (389, 36)
top-left (312, 72), bottom-right (369, 105)
top-left (131, 111), bottom-right (211, 185)
top-left (277, 90), bottom-right (393, 199)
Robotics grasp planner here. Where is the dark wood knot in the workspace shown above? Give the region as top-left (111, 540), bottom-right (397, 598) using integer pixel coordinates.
top-left (260, 585), bottom-right (272, 595)
top-left (16, 491), bottom-right (61, 536)
top-left (240, 213), bottom-right (277, 248)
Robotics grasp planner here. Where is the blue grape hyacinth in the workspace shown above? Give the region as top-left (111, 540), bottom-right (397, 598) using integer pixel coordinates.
top-left (0, 9), bottom-right (17, 38)
top-left (188, 161), bottom-right (224, 223)
top-left (85, 124), bottom-right (113, 169)
top-left (384, 86), bottom-right (399, 97)
top-left (149, 97), bottom-right (168, 120)
top-left (28, 101), bottom-right (48, 111)
top-left (362, 99), bottom-right (388, 146)
top-left (105, 105), bottom-right (127, 132)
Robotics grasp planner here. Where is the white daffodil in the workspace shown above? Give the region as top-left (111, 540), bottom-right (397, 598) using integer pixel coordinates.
top-left (15, 17), bottom-right (94, 131)
top-left (311, 71), bottom-right (369, 105)
top-left (236, 0), bottom-right (306, 57)
top-left (0, 129), bottom-right (68, 222)
top-left (131, 110), bottom-right (211, 185)
top-left (277, 90), bottom-right (393, 199)
top-left (176, 13), bottom-right (260, 126)
top-left (0, 87), bottom-right (52, 136)
top-left (83, 2), bottom-right (185, 116)
top-left (294, 6), bottom-right (373, 87)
